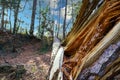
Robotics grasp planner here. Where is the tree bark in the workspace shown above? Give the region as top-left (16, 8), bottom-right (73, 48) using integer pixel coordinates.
top-left (13, 0), bottom-right (20, 34)
top-left (63, 0), bottom-right (67, 39)
top-left (29, 0), bottom-right (37, 36)
top-left (1, 5), bottom-right (5, 29)
top-left (57, 1), bottom-right (61, 38)
top-left (38, 1), bottom-right (41, 37)
top-left (9, 6), bottom-right (12, 32)
top-left (49, 0), bottom-right (120, 80)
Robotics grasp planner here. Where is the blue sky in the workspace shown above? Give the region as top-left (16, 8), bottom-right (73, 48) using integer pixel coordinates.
top-left (1, 0), bottom-right (81, 36)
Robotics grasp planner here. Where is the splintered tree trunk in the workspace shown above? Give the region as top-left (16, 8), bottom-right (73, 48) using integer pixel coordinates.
top-left (49, 0), bottom-right (120, 80)
top-left (49, 37), bottom-right (64, 80)
top-left (29, 0), bottom-right (37, 36)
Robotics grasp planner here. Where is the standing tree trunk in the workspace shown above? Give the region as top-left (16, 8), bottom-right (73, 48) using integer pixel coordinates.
top-left (1, 5), bottom-right (5, 29)
top-left (12, 0), bottom-right (20, 53)
top-left (38, 0), bottom-right (41, 37)
top-left (71, 0), bottom-right (74, 24)
top-left (63, 0), bottom-right (67, 39)
top-left (29, 0), bottom-right (37, 36)
top-left (57, 0), bottom-right (61, 38)
top-left (9, 5), bottom-right (12, 33)
top-left (13, 0), bottom-right (20, 34)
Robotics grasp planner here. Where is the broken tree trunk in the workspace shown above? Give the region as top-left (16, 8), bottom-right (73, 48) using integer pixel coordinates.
top-left (77, 39), bottom-right (120, 80)
top-left (49, 37), bottom-right (64, 80)
top-left (49, 0), bottom-right (120, 80)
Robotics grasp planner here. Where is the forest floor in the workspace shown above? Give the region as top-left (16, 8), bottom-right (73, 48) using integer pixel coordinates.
top-left (0, 30), bottom-right (51, 80)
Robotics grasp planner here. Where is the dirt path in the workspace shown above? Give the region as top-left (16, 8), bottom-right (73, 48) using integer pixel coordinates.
top-left (0, 42), bottom-right (51, 80)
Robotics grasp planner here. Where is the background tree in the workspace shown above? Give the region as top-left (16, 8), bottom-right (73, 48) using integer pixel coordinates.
top-left (37, 0), bottom-right (42, 38)
top-left (0, 0), bottom-right (82, 40)
top-left (29, 0), bottom-right (37, 36)
top-left (1, 3), bottom-right (4, 29)
top-left (0, 0), bottom-right (7, 29)
top-left (63, 0), bottom-right (67, 39)
top-left (13, 0), bottom-right (21, 34)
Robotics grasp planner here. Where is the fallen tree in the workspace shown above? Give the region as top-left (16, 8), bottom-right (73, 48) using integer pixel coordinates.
top-left (49, 0), bottom-right (120, 80)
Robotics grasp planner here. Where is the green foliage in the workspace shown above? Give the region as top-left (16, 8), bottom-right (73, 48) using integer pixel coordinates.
top-left (16, 25), bottom-right (20, 33)
top-left (37, 25), bottom-right (42, 38)
top-left (72, 0), bottom-right (82, 21)
top-left (0, 64), bottom-right (12, 73)
top-left (0, 0), bottom-right (20, 9)
top-left (38, 37), bottom-right (51, 54)
top-left (39, 42), bottom-right (50, 54)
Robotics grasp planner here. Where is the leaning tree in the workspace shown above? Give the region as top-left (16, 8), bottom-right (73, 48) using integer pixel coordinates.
top-left (49, 0), bottom-right (120, 80)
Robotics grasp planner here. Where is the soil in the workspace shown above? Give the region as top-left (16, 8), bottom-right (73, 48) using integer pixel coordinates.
top-left (0, 30), bottom-right (51, 80)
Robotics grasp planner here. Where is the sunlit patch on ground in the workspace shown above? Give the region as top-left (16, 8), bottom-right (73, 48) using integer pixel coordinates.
top-left (0, 41), bottom-right (51, 80)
